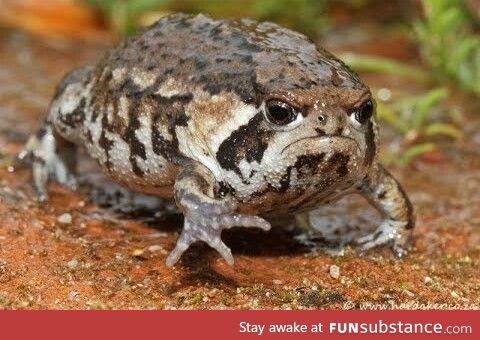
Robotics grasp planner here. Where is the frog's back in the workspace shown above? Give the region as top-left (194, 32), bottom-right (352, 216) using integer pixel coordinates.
top-left (94, 13), bottom-right (363, 103)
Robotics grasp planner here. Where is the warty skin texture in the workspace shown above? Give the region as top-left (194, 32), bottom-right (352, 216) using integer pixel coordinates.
top-left (20, 13), bottom-right (414, 266)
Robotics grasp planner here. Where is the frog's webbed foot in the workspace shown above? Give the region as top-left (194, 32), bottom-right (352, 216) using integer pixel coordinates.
top-left (18, 122), bottom-right (77, 202)
top-left (166, 163), bottom-right (271, 267)
top-left (356, 164), bottom-right (415, 258)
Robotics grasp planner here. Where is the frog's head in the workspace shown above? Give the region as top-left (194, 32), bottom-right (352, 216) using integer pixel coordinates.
top-left (244, 79), bottom-right (377, 199)
top-left (259, 83), bottom-right (377, 168)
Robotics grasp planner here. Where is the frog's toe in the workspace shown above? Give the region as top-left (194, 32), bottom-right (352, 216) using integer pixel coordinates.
top-left (356, 220), bottom-right (411, 257)
top-left (31, 158), bottom-right (49, 202)
top-left (215, 214), bottom-right (271, 231)
top-left (53, 160), bottom-right (78, 190)
top-left (206, 237), bottom-right (234, 266)
top-left (165, 230), bottom-right (195, 267)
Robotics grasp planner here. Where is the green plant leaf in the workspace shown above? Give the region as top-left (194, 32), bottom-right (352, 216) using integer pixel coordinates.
top-left (127, 0), bottom-right (171, 16)
top-left (415, 0), bottom-right (480, 95)
top-left (424, 123), bottom-right (463, 140)
top-left (398, 143), bottom-right (436, 167)
top-left (413, 87), bottom-right (448, 130)
top-left (341, 54), bottom-right (430, 83)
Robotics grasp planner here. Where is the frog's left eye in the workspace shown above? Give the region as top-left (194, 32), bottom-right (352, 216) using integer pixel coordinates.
top-left (351, 99), bottom-right (374, 126)
top-left (265, 100), bottom-right (301, 126)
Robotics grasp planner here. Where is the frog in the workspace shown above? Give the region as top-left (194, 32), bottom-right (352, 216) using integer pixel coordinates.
top-left (19, 13), bottom-right (415, 267)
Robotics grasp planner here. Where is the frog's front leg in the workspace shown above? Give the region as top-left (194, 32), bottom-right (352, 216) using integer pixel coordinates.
top-left (356, 163), bottom-right (415, 258)
top-left (166, 162), bottom-right (271, 267)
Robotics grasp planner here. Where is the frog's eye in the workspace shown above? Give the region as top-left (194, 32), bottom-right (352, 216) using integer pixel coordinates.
top-left (350, 99), bottom-right (373, 126)
top-left (265, 100), bottom-right (301, 126)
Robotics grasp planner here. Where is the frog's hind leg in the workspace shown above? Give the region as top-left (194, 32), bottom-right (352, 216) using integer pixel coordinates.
top-left (18, 120), bottom-right (77, 202)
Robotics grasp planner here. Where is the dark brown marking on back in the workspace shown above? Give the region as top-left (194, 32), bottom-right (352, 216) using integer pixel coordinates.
top-left (98, 115), bottom-right (114, 170)
top-left (58, 97), bottom-right (86, 129)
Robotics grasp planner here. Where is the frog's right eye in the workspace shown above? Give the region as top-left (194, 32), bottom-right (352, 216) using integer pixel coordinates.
top-left (265, 100), bottom-right (301, 126)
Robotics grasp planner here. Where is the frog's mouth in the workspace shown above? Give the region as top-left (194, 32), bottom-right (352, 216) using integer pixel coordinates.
top-left (280, 135), bottom-right (362, 155)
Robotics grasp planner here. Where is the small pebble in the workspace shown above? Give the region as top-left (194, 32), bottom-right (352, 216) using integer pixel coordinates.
top-left (148, 245), bottom-right (163, 252)
top-left (132, 249), bottom-right (145, 257)
top-left (451, 291), bottom-right (460, 299)
top-left (68, 291), bottom-right (80, 300)
top-left (67, 258), bottom-right (78, 269)
top-left (424, 276), bottom-right (432, 284)
top-left (57, 213), bottom-right (72, 224)
top-left (272, 279), bottom-right (283, 285)
top-left (329, 264), bottom-right (340, 279)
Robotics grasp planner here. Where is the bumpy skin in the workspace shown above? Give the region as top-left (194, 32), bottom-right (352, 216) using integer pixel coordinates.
top-left (20, 14), bottom-right (414, 266)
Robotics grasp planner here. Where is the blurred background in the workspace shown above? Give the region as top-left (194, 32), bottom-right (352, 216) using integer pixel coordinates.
top-left (0, 0), bottom-right (479, 310)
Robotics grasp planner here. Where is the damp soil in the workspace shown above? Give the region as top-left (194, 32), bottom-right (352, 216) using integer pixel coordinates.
top-left (0, 31), bottom-right (478, 310)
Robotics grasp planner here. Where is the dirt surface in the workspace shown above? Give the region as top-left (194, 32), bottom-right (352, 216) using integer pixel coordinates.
top-left (0, 31), bottom-right (479, 310)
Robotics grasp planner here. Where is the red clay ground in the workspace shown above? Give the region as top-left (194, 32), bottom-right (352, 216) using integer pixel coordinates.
top-left (0, 31), bottom-right (478, 310)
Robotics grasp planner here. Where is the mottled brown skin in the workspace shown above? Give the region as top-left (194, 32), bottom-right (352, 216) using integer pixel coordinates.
top-left (20, 13), bottom-right (414, 267)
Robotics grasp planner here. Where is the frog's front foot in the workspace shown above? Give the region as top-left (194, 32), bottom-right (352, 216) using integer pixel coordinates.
top-left (356, 220), bottom-right (410, 258)
top-left (18, 122), bottom-right (77, 201)
top-left (166, 201), bottom-right (270, 267)
top-left (166, 162), bottom-right (271, 267)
